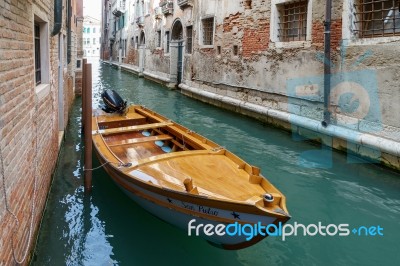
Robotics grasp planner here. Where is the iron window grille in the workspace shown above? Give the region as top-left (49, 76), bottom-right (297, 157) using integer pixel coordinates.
top-left (278, 1), bottom-right (308, 42)
top-left (354, 0), bottom-right (400, 38)
top-left (34, 24), bottom-right (41, 85)
top-left (186, 26), bottom-right (193, 53)
top-left (202, 17), bottom-right (214, 45)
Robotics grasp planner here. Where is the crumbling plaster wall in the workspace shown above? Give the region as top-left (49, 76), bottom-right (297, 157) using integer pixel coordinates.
top-left (185, 0), bottom-right (399, 143)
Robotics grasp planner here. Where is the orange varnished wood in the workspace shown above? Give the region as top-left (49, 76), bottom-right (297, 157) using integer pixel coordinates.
top-left (96, 121), bottom-right (174, 135)
top-left (92, 105), bottom-right (290, 217)
top-left (107, 134), bottom-right (173, 147)
top-left (111, 142), bottom-right (166, 162)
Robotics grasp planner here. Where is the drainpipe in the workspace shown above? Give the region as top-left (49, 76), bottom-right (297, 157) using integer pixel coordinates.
top-left (322, 0), bottom-right (332, 128)
top-left (51, 0), bottom-right (62, 36)
top-left (67, 0), bottom-right (72, 64)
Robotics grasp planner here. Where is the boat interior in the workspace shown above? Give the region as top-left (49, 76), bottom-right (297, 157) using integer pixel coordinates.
top-left (93, 106), bottom-right (287, 211)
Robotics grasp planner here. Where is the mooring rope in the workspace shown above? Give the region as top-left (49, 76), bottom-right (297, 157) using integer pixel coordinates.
top-left (83, 161), bottom-right (133, 172)
top-left (0, 99), bottom-right (39, 264)
top-left (83, 161), bottom-right (110, 171)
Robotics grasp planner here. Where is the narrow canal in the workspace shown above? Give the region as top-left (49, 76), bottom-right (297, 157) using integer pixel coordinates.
top-left (32, 59), bottom-right (400, 266)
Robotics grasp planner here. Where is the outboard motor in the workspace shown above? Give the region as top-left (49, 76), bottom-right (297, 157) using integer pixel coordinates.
top-left (101, 89), bottom-right (127, 114)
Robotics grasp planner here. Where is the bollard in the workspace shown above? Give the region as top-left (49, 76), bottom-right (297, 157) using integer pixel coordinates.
top-left (82, 58), bottom-right (87, 131)
top-left (84, 63), bottom-right (92, 192)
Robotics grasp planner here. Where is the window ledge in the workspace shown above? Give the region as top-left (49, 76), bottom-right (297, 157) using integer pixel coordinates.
top-left (270, 40), bottom-right (311, 49)
top-left (346, 36), bottom-right (400, 46)
top-left (199, 45), bottom-right (214, 49)
top-left (35, 83), bottom-right (50, 101)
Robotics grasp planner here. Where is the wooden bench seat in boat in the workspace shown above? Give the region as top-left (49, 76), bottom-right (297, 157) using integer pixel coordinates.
top-left (94, 121), bottom-right (174, 136)
top-left (108, 134), bottom-right (173, 147)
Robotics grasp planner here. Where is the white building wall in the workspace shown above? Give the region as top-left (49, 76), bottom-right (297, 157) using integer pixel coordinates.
top-left (83, 16), bottom-right (102, 57)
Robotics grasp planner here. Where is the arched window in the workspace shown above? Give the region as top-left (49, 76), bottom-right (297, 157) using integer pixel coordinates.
top-left (140, 31), bottom-right (145, 45)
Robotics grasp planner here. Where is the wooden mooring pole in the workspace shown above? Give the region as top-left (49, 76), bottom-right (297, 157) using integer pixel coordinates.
top-left (83, 62), bottom-right (92, 192)
top-left (82, 58), bottom-right (87, 130)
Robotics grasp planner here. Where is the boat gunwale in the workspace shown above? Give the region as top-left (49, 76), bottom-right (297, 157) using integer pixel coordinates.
top-left (93, 142), bottom-right (290, 219)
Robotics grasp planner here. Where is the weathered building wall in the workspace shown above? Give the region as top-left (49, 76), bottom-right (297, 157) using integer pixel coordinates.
top-left (0, 0), bottom-right (82, 264)
top-left (101, 0), bottom-right (400, 169)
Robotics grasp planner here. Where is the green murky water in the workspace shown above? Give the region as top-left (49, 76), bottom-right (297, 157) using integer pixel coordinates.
top-left (31, 59), bottom-right (400, 266)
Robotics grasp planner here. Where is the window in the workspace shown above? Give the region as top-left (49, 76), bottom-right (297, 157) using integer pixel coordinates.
top-left (201, 17), bottom-right (214, 45)
top-left (165, 31), bottom-right (170, 53)
top-left (144, 0), bottom-right (150, 15)
top-left (186, 26), bottom-right (192, 53)
top-left (217, 45), bottom-right (221, 55)
top-left (93, 38), bottom-right (96, 44)
top-left (355, 0), bottom-right (400, 38)
top-left (122, 39), bottom-right (127, 57)
top-left (34, 23), bottom-right (41, 85)
top-left (135, 36), bottom-right (139, 49)
top-left (33, 17), bottom-right (49, 88)
top-left (233, 45), bottom-right (238, 56)
top-left (87, 28), bottom-right (90, 33)
top-left (93, 27), bottom-right (96, 33)
top-left (157, 30), bottom-right (161, 47)
top-left (140, 32), bottom-right (145, 45)
top-left (278, 1), bottom-right (308, 42)
top-left (87, 38), bottom-right (90, 45)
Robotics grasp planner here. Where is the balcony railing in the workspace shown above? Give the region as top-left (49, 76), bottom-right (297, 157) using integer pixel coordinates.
top-left (136, 16), bottom-right (145, 26)
top-left (160, 0), bottom-right (173, 15)
top-left (112, 0), bottom-right (126, 17)
top-left (177, 0), bottom-right (191, 8)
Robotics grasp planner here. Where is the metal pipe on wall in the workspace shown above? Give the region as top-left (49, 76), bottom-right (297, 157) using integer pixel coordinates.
top-left (67, 0), bottom-right (72, 64)
top-left (51, 0), bottom-right (62, 36)
top-left (323, 0), bottom-right (332, 127)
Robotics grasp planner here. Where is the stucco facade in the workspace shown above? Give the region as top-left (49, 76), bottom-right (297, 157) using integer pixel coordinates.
top-left (101, 0), bottom-right (400, 169)
top-left (83, 16), bottom-right (101, 57)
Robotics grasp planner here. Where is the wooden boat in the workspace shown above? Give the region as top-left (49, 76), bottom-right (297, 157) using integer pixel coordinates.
top-left (92, 102), bottom-right (290, 249)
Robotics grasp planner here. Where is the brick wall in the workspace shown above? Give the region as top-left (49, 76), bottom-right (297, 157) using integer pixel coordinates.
top-left (242, 20), bottom-right (270, 58)
top-left (0, 0), bottom-right (81, 264)
top-left (222, 13), bottom-right (270, 58)
top-left (312, 19), bottom-right (343, 50)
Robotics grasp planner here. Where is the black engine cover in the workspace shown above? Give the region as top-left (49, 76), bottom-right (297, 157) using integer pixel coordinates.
top-left (101, 89), bottom-right (127, 114)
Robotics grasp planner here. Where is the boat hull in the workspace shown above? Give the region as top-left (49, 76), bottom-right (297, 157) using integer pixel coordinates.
top-left (97, 153), bottom-right (282, 250)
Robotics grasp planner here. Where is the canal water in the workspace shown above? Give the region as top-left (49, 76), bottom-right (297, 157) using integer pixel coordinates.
top-left (32, 59), bottom-right (400, 266)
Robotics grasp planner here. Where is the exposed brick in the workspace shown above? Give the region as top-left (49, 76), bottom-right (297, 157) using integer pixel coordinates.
top-left (312, 19), bottom-right (342, 50)
top-left (0, 0), bottom-right (81, 265)
top-left (242, 21), bottom-right (270, 58)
